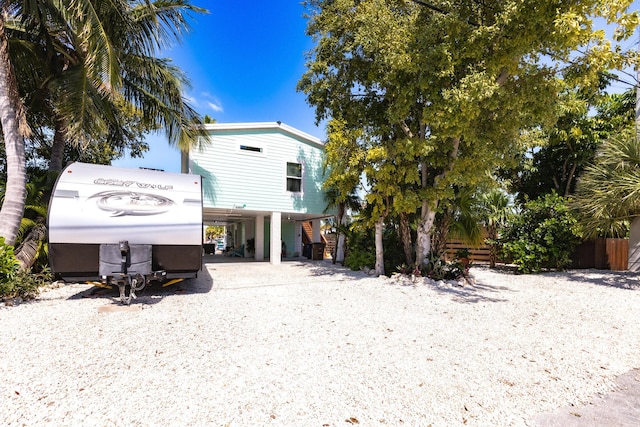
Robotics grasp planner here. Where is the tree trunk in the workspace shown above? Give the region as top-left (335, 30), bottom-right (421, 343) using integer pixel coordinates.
top-left (399, 212), bottom-right (414, 266)
top-left (415, 137), bottom-right (459, 267)
top-left (0, 14), bottom-right (28, 247)
top-left (487, 224), bottom-right (497, 268)
top-left (416, 201), bottom-right (437, 268)
top-left (49, 118), bottom-right (67, 176)
top-left (15, 223), bottom-right (47, 271)
top-left (431, 210), bottom-right (451, 259)
top-left (374, 218), bottom-right (384, 276)
top-left (335, 203), bottom-right (347, 264)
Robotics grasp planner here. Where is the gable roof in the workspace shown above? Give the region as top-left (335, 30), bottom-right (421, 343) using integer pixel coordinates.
top-left (202, 122), bottom-right (324, 149)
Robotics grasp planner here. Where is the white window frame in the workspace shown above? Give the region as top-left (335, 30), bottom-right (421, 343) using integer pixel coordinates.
top-left (286, 161), bottom-right (303, 193)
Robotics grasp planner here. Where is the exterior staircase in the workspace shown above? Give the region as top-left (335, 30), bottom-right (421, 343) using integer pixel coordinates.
top-left (301, 221), bottom-right (328, 259)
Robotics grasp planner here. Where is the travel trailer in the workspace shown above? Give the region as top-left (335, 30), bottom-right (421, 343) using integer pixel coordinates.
top-left (48, 162), bottom-right (203, 303)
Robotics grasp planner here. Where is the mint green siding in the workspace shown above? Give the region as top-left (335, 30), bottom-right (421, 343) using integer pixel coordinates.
top-left (189, 128), bottom-right (327, 214)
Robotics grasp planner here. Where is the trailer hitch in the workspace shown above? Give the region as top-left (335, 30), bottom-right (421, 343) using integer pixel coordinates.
top-left (113, 273), bottom-right (146, 305)
top-left (99, 241), bottom-right (152, 304)
top-left (112, 241), bottom-right (145, 304)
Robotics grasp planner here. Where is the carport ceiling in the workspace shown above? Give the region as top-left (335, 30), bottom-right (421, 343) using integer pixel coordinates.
top-left (202, 208), bottom-right (332, 227)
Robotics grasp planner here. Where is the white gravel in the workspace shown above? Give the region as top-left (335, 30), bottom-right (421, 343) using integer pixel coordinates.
top-left (1, 260), bottom-right (639, 426)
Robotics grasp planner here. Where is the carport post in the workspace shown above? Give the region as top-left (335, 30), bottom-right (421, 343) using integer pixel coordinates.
top-left (270, 212), bottom-right (281, 265)
top-left (255, 215), bottom-right (264, 261)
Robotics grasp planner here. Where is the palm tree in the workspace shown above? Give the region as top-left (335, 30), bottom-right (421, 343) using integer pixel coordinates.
top-left (1, 0), bottom-right (207, 264)
top-left (480, 189), bottom-right (512, 268)
top-left (0, 8), bottom-right (30, 246)
top-left (572, 130), bottom-right (640, 238)
top-left (9, 0), bottom-right (208, 177)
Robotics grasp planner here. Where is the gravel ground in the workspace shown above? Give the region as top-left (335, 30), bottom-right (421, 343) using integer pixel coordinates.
top-left (1, 260), bottom-right (639, 426)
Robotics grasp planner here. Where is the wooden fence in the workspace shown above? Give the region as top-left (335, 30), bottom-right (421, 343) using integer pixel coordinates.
top-left (444, 240), bottom-right (492, 263)
top-left (571, 238), bottom-right (628, 271)
top-left (446, 238), bottom-right (629, 271)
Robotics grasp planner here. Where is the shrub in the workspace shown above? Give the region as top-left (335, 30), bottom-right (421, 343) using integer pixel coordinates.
top-left (501, 192), bottom-right (582, 273)
top-left (0, 238), bottom-right (20, 289)
top-left (0, 237), bottom-right (51, 300)
top-left (420, 251), bottom-right (466, 280)
top-left (344, 246), bottom-right (376, 271)
top-left (2, 268), bottom-right (52, 300)
top-left (343, 221), bottom-right (408, 275)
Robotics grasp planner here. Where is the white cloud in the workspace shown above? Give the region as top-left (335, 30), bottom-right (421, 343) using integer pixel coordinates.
top-left (207, 101), bottom-right (224, 113)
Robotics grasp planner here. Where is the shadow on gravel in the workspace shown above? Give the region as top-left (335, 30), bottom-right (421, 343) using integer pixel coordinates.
top-left (477, 264), bottom-right (640, 291)
top-left (424, 281), bottom-right (511, 304)
top-left (66, 265), bottom-right (214, 305)
top-left (306, 262), bottom-right (512, 304)
top-left (306, 263), bottom-right (379, 281)
top-left (541, 269), bottom-right (640, 290)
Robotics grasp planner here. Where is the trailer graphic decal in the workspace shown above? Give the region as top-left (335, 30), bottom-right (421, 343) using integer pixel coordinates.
top-left (89, 190), bottom-right (175, 217)
top-left (93, 178), bottom-right (173, 190)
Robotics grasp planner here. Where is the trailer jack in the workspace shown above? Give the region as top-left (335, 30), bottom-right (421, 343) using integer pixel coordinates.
top-left (111, 273), bottom-right (146, 305)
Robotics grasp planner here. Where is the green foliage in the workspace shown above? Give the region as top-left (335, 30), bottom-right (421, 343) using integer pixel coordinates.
top-left (502, 193), bottom-right (582, 273)
top-left (420, 252), bottom-right (466, 281)
top-left (0, 237), bottom-right (52, 300)
top-left (299, 0), bottom-right (638, 267)
top-left (572, 130), bottom-right (640, 238)
top-left (343, 218), bottom-right (406, 275)
top-left (507, 87), bottom-right (636, 201)
top-left (205, 226), bottom-right (225, 241)
top-left (344, 246), bottom-right (376, 273)
top-left (0, 268), bottom-right (52, 300)
top-left (0, 238), bottom-right (20, 287)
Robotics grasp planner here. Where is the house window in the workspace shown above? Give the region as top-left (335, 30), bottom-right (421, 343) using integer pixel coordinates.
top-left (286, 162), bottom-right (302, 192)
top-left (240, 145), bottom-right (263, 153)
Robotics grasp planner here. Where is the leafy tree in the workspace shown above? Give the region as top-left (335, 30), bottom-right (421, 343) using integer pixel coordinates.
top-left (205, 226), bottom-right (225, 241)
top-left (323, 119), bottom-right (364, 264)
top-left (509, 87), bottom-right (636, 201)
top-left (299, 0), bottom-right (639, 269)
top-left (502, 192), bottom-right (582, 273)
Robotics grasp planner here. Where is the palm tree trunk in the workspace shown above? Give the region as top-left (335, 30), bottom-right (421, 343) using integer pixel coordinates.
top-left (15, 223), bottom-right (47, 271)
top-left (0, 13), bottom-right (29, 247)
top-left (49, 118), bottom-right (66, 176)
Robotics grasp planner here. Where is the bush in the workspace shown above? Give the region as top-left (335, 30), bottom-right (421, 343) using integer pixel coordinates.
top-left (0, 237), bottom-right (51, 300)
top-left (343, 221), bottom-right (408, 275)
top-left (343, 224), bottom-right (376, 271)
top-left (420, 251), bottom-right (466, 280)
top-left (1, 268), bottom-right (52, 300)
top-left (344, 246), bottom-right (376, 271)
top-left (0, 238), bottom-right (20, 288)
top-left (501, 193), bottom-right (582, 273)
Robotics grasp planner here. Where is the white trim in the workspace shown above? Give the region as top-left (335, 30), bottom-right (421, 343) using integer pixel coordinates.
top-left (203, 122), bottom-right (324, 149)
top-left (286, 161), bottom-right (303, 193)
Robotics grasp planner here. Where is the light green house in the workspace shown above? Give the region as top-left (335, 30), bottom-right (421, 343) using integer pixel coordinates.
top-left (182, 122), bottom-right (331, 264)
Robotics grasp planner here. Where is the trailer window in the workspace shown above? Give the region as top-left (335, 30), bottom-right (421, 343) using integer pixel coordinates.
top-left (286, 162), bottom-right (302, 192)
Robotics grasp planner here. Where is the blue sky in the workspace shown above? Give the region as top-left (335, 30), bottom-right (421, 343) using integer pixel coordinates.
top-left (113, 1), bottom-right (640, 173)
top-left (114, 1), bottom-right (320, 172)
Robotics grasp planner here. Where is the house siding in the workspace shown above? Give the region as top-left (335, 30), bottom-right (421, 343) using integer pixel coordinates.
top-left (189, 128), bottom-right (327, 215)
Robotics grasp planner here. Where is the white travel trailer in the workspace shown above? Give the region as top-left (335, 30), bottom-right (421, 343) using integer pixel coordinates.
top-left (48, 162), bottom-right (203, 303)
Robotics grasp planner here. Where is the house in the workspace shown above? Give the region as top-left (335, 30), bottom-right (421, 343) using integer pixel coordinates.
top-left (181, 122), bottom-right (332, 264)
